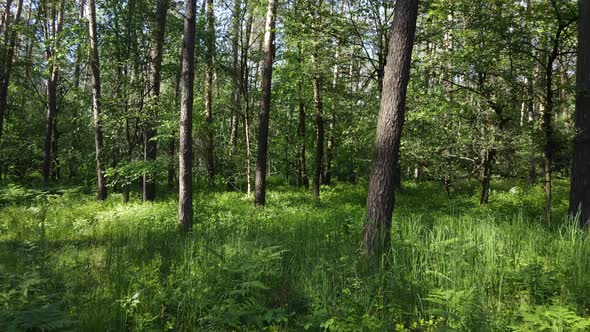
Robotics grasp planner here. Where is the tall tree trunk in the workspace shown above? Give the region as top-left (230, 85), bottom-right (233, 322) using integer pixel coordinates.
top-left (363, 0), bottom-right (418, 257)
top-left (0, 0), bottom-right (23, 145)
top-left (570, 0), bottom-right (590, 226)
top-left (543, 55), bottom-right (557, 221)
top-left (254, 0), bottom-right (277, 206)
top-left (143, 0), bottom-right (169, 201)
top-left (227, 0), bottom-right (241, 189)
top-left (42, 1), bottom-right (64, 188)
top-left (88, 0), bottom-right (107, 200)
top-left (179, 0), bottom-right (197, 230)
top-left (312, 74), bottom-right (324, 199)
top-left (297, 88), bottom-right (308, 188)
top-left (204, 0), bottom-right (215, 188)
top-left (243, 13), bottom-right (253, 195)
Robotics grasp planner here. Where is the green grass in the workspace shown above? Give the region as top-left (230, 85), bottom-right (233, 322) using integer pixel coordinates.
top-left (1, 179), bottom-right (590, 331)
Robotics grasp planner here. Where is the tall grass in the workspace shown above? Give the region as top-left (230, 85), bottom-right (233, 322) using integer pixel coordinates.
top-left (1, 180), bottom-right (589, 331)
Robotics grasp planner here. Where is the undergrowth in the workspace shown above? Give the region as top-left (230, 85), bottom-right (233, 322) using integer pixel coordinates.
top-left (1, 179), bottom-right (589, 331)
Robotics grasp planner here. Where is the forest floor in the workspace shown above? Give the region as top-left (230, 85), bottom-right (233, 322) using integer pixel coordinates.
top-left (1, 179), bottom-right (590, 331)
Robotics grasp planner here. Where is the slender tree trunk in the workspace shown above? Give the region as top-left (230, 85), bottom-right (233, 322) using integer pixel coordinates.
top-left (204, 0), bottom-right (215, 188)
top-left (227, 0), bottom-right (241, 189)
top-left (363, 0), bottom-right (418, 257)
top-left (297, 90), bottom-right (308, 188)
top-left (243, 13), bottom-right (253, 195)
top-left (570, 0), bottom-right (590, 226)
top-left (42, 1), bottom-right (64, 188)
top-left (0, 0), bottom-right (22, 145)
top-left (143, 0), bottom-right (169, 201)
top-left (88, 0), bottom-right (107, 200)
top-left (254, 0), bottom-right (277, 206)
top-left (179, 0), bottom-right (197, 230)
top-left (543, 55), bottom-right (557, 221)
top-left (312, 74), bottom-right (324, 199)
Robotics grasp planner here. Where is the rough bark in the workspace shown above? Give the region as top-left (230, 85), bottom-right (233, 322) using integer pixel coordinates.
top-left (570, 0), bottom-right (590, 226)
top-left (297, 91), bottom-right (308, 188)
top-left (254, 0), bottom-right (277, 206)
top-left (227, 0), bottom-right (241, 189)
top-left (204, 0), bottom-right (215, 188)
top-left (143, 0), bottom-right (169, 201)
top-left (0, 0), bottom-right (23, 145)
top-left (363, 0), bottom-right (418, 257)
top-left (88, 0), bottom-right (107, 200)
top-left (179, 0), bottom-right (197, 230)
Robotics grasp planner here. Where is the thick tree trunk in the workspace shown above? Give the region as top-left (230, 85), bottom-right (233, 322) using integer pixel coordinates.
top-left (88, 0), bottom-right (107, 200)
top-left (0, 0), bottom-right (23, 145)
top-left (570, 0), bottom-right (590, 226)
top-left (143, 0), bottom-right (169, 202)
top-left (204, 0), bottom-right (215, 188)
top-left (312, 74), bottom-right (324, 200)
top-left (178, 0), bottom-right (197, 230)
top-left (254, 0), bottom-right (277, 206)
top-left (363, 0), bottom-right (418, 257)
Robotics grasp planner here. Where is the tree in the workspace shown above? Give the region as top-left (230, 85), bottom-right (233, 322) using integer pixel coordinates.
top-left (363, 0), bottom-right (419, 257)
top-left (204, 0), bottom-right (215, 188)
top-left (179, 0), bottom-right (197, 230)
top-left (570, 0), bottom-right (590, 226)
top-left (41, 0), bottom-right (65, 188)
top-left (143, 0), bottom-right (170, 202)
top-left (254, 0), bottom-right (278, 206)
top-left (0, 0), bottom-right (23, 146)
top-left (88, 0), bottom-right (107, 200)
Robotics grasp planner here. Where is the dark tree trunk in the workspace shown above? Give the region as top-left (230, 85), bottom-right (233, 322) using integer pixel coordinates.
top-left (0, 0), bottom-right (23, 145)
top-left (254, 0), bottom-right (277, 206)
top-left (143, 0), bottom-right (169, 202)
top-left (570, 0), bottom-right (590, 226)
top-left (179, 0), bottom-right (197, 230)
top-left (480, 148), bottom-right (496, 204)
top-left (312, 74), bottom-right (324, 200)
top-left (88, 0), bottom-right (107, 200)
top-left (363, 0), bottom-right (418, 257)
top-left (204, 0), bottom-right (215, 188)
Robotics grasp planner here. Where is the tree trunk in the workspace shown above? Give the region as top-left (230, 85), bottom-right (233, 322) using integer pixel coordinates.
top-left (570, 0), bottom-right (590, 225)
top-left (363, 0), bottom-right (418, 257)
top-left (0, 0), bottom-right (23, 145)
top-left (312, 74), bottom-right (324, 200)
top-left (179, 0), bottom-right (197, 230)
top-left (227, 0), bottom-right (241, 189)
top-left (143, 0), bottom-right (169, 202)
top-left (254, 0), bottom-right (277, 206)
top-left (204, 0), bottom-right (215, 188)
top-left (297, 92), bottom-right (308, 188)
top-left (480, 148), bottom-right (496, 204)
top-left (88, 0), bottom-right (107, 200)
top-left (42, 1), bottom-right (64, 189)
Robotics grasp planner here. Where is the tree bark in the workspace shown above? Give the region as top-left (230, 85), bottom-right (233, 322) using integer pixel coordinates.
top-left (41, 1), bottom-right (64, 188)
top-left (204, 0), bottom-right (215, 188)
top-left (297, 89), bottom-right (308, 188)
top-left (227, 0), bottom-right (241, 189)
top-left (312, 73), bottom-right (324, 199)
top-left (254, 0), bottom-right (277, 206)
top-left (570, 0), bottom-right (590, 226)
top-left (480, 148), bottom-right (496, 204)
top-left (88, 0), bottom-right (107, 200)
top-left (0, 0), bottom-right (22, 146)
top-left (143, 0), bottom-right (169, 201)
top-left (179, 0), bottom-right (197, 230)
top-left (363, 0), bottom-right (418, 257)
